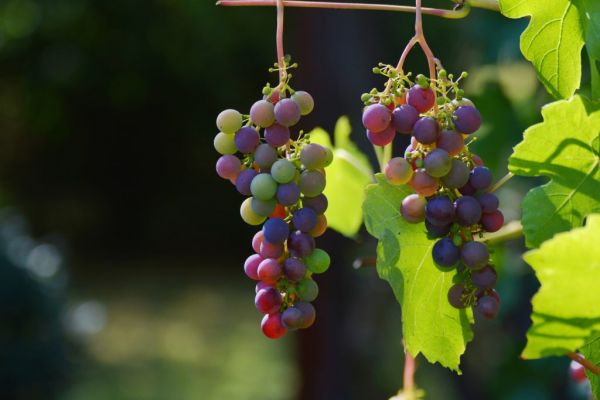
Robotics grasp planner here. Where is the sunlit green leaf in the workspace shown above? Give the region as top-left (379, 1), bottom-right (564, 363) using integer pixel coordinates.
top-left (581, 332), bottom-right (600, 399)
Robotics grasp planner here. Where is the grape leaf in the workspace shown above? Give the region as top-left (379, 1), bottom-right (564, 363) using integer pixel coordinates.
top-left (500, 0), bottom-right (584, 99)
top-left (363, 174), bottom-right (474, 372)
top-left (574, 0), bottom-right (600, 99)
top-left (521, 214), bottom-right (600, 359)
top-left (508, 95), bottom-right (600, 248)
top-left (309, 117), bottom-right (373, 237)
top-left (581, 332), bottom-right (600, 399)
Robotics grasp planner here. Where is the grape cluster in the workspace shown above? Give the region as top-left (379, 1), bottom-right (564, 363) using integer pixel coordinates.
top-left (214, 68), bottom-right (331, 339)
top-left (361, 67), bottom-right (504, 320)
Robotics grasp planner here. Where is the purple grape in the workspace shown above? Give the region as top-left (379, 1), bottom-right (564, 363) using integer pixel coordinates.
top-left (448, 284), bottom-right (468, 308)
top-left (295, 301), bottom-right (316, 328)
top-left (283, 258), bottom-right (306, 281)
top-left (302, 194), bottom-right (328, 215)
top-left (425, 220), bottom-right (451, 238)
top-left (401, 194), bottom-right (426, 223)
top-left (392, 104), bottom-right (419, 133)
top-left (288, 230), bottom-right (315, 258)
top-left (424, 148), bottom-right (452, 178)
top-left (300, 143), bottom-right (328, 170)
top-left (461, 241), bottom-right (489, 270)
top-left (432, 238), bottom-right (460, 267)
top-left (407, 84), bottom-right (435, 113)
top-left (384, 157), bottom-right (413, 185)
top-left (362, 103), bottom-right (391, 133)
top-left (292, 207), bottom-right (318, 232)
top-left (441, 160), bottom-right (470, 189)
top-left (250, 99), bottom-right (275, 128)
top-left (472, 265), bottom-right (497, 289)
top-left (413, 117), bottom-right (439, 144)
top-left (255, 287), bottom-right (282, 314)
top-left (259, 240), bottom-right (284, 259)
top-left (234, 127), bottom-right (260, 153)
top-left (263, 217), bottom-right (289, 244)
top-left (478, 193), bottom-right (499, 213)
top-left (453, 106), bottom-right (481, 134)
top-left (236, 169), bottom-right (258, 196)
top-left (458, 182), bottom-right (477, 196)
top-left (476, 295), bottom-right (499, 319)
top-left (274, 98), bottom-right (301, 127)
top-left (277, 182), bottom-right (301, 206)
top-left (244, 254), bottom-right (263, 280)
top-left (409, 169), bottom-right (439, 197)
top-left (265, 124), bottom-right (291, 147)
top-left (261, 312), bottom-right (287, 339)
top-left (282, 307), bottom-right (304, 329)
top-left (436, 130), bottom-right (464, 156)
top-left (257, 258), bottom-right (283, 283)
top-left (469, 166), bottom-right (492, 190)
top-left (480, 210), bottom-right (504, 233)
top-left (252, 230), bottom-right (264, 253)
top-left (299, 170), bottom-right (326, 197)
top-left (426, 195), bottom-right (455, 226)
top-left (216, 155), bottom-right (241, 180)
top-left (254, 144), bottom-right (278, 169)
top-left (404, 143), bottom-right (414, 158)
top-left (297, 278), bottom-right (319, 302)
top-left (454, 196), bottom-right (482, 226)
top-left (367, 125), bottom-right (396, 146)
top-left (255, 281), bottom-right (274, 293)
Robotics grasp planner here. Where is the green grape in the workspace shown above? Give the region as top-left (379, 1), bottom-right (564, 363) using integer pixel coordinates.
top-left (291, 91), bottom-right (315, 116)
top-left (296, 278), bottom-right (319, 301)
top-left (251, 197), bottom-right (277, 217)
top-left (271, 159), bottom-right (297, 183)
top-left (213, 132), bottom-right (237, 155)
top-left (216, 109), bottom-right (243, 134)
top-left (240, 197), bottom-right (266, 225)
top-left (250, 173), bottom-right (278, 200)
top-left (323, 147), bottom-right (334, 167)
top-left (304, 248), bottom-right (330, 273)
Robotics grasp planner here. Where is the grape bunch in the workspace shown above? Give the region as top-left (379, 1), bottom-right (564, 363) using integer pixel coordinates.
top-left (361, 67), bottom-right (504, 320)
top-left (214, 63), bottom-right (331, 339)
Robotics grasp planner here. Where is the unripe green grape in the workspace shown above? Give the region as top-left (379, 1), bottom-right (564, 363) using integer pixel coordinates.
top-left (323, 147), bottom-right (334, 167)
top-left (240, 197), bottom-right (266, 225)
top-left (251, 197), bottom-right (277, 217)
top-left (424, 149), bottom-right (452, 178)
top-left (216, 109), bottom-right (243, 134)
top-left (296, 278), bottom-right (319, 301)
top-left (305, 248), bottom-right (330, 273)
top-left (271, 159), bottom-right (297, 183)
top-left (250, 173), bottom-right (278, 200)
top-left (299, 170), bottom-right (326, 197)
top-left (291, 91), bottom-right (314, 116)
top-left (213, 132), bottom-right (237, 155)
top-left (385, 157), bottom-right (413, 185)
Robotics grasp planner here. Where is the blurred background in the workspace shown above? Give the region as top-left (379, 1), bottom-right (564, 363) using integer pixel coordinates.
top-left (0, 0), bottom-right (594, 399)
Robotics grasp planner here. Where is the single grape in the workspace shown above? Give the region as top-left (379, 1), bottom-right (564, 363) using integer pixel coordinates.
top-left (471, 265), bottom-right (497, 289)
top-left (453, 105), bottom-right (481, 134)
top-left (436, 130), bottom-right (464, 156)
top-left (271, 159), bottom-right (296, 184)
top-left (469, 166), bottom-right (493, 190)
top-left (432, 238), bottom-right (460, 267)
top-left (235, 169), bottom-right (258, 196)
top-left (426, 195), bottom-right (455, 226)
top-left (295, 301), bottom-right (316, 329)
top-left (274, 98), bottom-right (301, 127)
top-left (244, 254), bottom-right (263, 280)
top-left (458, 182), bottom-right (476, 196)
top-left (424, 149), bottom-right (452, 178)
top-left (478, 193), bottom-right (499, 213)
top-left (288, 230), bottom-right (316, 258)
top-left (250, 173), bottom-right (278, 200)
top-left (476, 295), bottom-right (499, 319)
top-left (413, 117), bottom-right (440, 145)
top-left (385, 157), bottom-right (413, 185)
top-left (391, 104), bottom-right (419, 133)
top-left (214, 132), bottom-right (237, 155)
top-left (234, 126), bottom-right (260, 154)
top-left (283, 257), bottom-right (306, 281)
top-left (410, 169), bottom-right (439, 197)
top-left (323, 147), bottom-right (334, 167)
top-left (310, 214), bottom-right (328, 238)
top-left (461, 241), bottom-right (489, 270)
top-left (216, 109), bottom-right (243, 134)
top-left (240, 197), bottom-right (266, 225)
top-left (425, 220), bottom-right (451, 238)
top-left (255, 287), bottom-right (282, 314)
top-left (250, 99), bottom-right (275, 128)
top-left (407, 84), bottom-right (435, 113)
top-left (216, 155), bottom-right (241, 180)
top-left (262, 217), bottom-right (289, 244)
top-left (265, 124), bottom-right (291, 147)
top-left (441, 159), bottom-right (470, 189)
top-left (455, 196), bottom-right (482, 226)
top-left (362, 103), bottom-right (391, 133)
top-left (451, 97), bottom-right (475, 108)
top-left (297, 278), bottom-right (319, 302)
top-left (255, 281), bottom-right (274, 293)
top-left (257, 258), bottom-right (283, 283)
top-left (480, 210), bottom-right (504, 232)
top-left (252, 230), bottom-right (264, 253)
top-left (367, 125), bottom-right (396, 146)
top-left (401, 194), bottom-right (426, 223)
top-left (305, 248), bottom-right (330, 273)
top-left (299, 170), bottom-right (326, 197)
top-left (259, 240), bottom-right (284, 259)
top-left (281, 307), bottom-right (304, 330)
top-left (291, 91), bottom-right (314, 116)
top-left (292, 207), bottom-right (318, 233)
top-left (302, 194), bottom-right (328, 214)
top-left (300, 143), bottom-right (328, 170)
top-left (254, 144), bottom-right (278, 169)
top-left (276, 182), bottom-right (301, 206)
top-left (448, 284), bottom-right (468, 308)
top-left (261, 313), bottom-right (287, 339)
top-left (271, 203), bottom-right (286, 219)
top-left (251, 197), bottom-right (277, 217)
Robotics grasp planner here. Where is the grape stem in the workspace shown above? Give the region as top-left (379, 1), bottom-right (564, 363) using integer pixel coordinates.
top-left (275, 0), bottom-right (287, 87)
top-left (403, 346), bottom-right (417, 395)
top-left (488, 171), bottom-right (514, 193)
top-left (478, 220), bottom-right (523, 244)
top-left (567, 352), bottom-right (600, 375)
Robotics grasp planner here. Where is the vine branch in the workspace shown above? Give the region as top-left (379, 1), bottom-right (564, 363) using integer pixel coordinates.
top-left (567, 352), bottom-right (600, 375)
top-left (275, 0), bottom-right (286, 86)
top-left (478, 220), bottom-right (523, 245)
